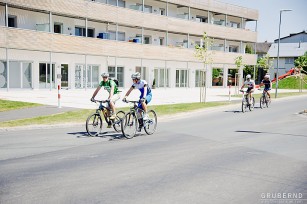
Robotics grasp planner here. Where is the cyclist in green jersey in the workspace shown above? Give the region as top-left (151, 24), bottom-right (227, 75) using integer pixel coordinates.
top-left (91, 73), bottom-right (120, 119)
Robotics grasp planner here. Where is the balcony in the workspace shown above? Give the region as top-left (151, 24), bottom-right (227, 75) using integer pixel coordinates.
top-left (0, 26), bottom-right (257, 65)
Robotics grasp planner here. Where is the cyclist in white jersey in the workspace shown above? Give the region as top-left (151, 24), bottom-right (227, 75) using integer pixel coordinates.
top-left (123, 72), bottom-right (152, 120)
top-left (240, 74), bottom-right (255, 104)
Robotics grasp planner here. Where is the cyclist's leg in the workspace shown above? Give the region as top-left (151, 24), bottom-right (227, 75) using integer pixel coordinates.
top-left (110, 94), bottom-right (120, 118)
top-left (246, 88), bottom-right (251, 104)
top-left (266, 89), bottom-right (271, 98)
top-left (141, 93), bottom-right (152, 113)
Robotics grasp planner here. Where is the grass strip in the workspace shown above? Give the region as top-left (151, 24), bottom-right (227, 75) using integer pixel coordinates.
top-left (0, 102), bottom-right (227, 127)
top-left (0, 99), bottom-right (42, 112)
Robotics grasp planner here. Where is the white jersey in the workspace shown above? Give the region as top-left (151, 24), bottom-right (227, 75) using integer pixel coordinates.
top-left (244, 80), bottom-right (255, 89)
top-left (132, 79), bottom-right (148, 90)
top-left (132, 79), bottom-right (152, 98)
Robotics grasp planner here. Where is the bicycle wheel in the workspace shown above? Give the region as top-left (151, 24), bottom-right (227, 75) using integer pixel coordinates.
top-left (260, 96), bottom-right (264, 109)
top-left (144, 110), bottom-right (157, 135)
top-left (121, 112), bottom-right (137, 139)
top-left (86, 113), bottom-right (102, 136)
top-left (113, 110), bottom-right (125, 132)
top-left (265, 95), bottom-right (270, 108)
top-left (249, 97), bottom-right (255, 111)
top-left (242, 97), bottom-right (247, 113)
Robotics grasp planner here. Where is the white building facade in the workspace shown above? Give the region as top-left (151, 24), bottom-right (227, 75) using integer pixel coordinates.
top-left (0, 0), bottom-right (258, 90)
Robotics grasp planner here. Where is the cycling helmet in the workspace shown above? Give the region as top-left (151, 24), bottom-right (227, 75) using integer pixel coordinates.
top-left (101, 72), bottom-right (109, 77)
top-left (131, 72), bottom-right (141, 80)
top-left (246, 74), bottom-right (251, 79)
top-left (264, 74), bottom-right (270, 79)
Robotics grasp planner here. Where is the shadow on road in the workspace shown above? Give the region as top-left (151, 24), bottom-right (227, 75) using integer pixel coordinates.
top-left (224, 106), bottom-right (262, 113)
top-left (235, 130), bottom-right (307, 138)
top-left (67, 131), bottom-right (125, 140)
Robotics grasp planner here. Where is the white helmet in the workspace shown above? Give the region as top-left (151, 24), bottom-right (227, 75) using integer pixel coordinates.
top-left (246, 74), bottom-right (251, 79)
top-left (264, 74), bottom-right (270, 79)
top-left (101, 72), bottom-right (109, 77)
top-left (131, 72), bottom-right (141, 80)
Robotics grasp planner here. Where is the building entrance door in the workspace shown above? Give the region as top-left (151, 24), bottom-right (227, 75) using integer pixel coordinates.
top-left (61, 64), bottom-right (69, 88)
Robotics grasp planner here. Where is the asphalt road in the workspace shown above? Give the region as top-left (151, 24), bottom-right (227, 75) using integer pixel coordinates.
top-left (1, 95), bottom-right (307, 204)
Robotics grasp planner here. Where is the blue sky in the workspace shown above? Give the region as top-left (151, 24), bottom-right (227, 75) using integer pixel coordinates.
top-left (220, 0), bottom-right (307, 42)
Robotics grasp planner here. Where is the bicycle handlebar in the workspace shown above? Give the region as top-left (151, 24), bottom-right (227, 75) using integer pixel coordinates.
top-left (92, 99), bottom-right (110, 103)
top-left (123, 99), bottom-right (140, 104)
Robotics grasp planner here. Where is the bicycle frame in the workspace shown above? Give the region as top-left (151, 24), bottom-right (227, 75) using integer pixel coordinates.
top-left (127, 101), bottom-right (145, 120)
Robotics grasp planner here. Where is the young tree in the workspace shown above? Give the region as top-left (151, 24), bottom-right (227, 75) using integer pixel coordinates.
top-left (295, 51), bottom-right (307, 72)
top-left (194, 32), bottom-right (213, 102)
top-left (257, 54), bottom-right (273, 73)
top-left (294, 51), bottom-right (307, 92)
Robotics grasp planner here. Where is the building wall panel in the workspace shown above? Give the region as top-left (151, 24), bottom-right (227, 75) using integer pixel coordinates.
top-left (1, 27), bottom-right (257, 65)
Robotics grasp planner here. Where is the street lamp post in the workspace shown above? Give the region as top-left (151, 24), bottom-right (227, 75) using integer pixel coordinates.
top-left (275, 9), bottom-right (292, 98)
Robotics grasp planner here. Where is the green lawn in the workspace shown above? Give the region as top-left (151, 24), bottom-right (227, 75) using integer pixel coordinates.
top-left (272, 75), bottom-right (307, 89)
top-left (0, 101), bottom-right (227, 127)
top-left (0, 99), bottom-right (42, 112)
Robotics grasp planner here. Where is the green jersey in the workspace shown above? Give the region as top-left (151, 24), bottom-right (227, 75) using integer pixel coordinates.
top-left (99, 80), bottom-right (119, 94)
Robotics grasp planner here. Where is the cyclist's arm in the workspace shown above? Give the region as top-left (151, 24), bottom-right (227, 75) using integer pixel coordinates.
top-left (124, 86), bottom-right (134, 98)
top-left (143, 84), bottom-right (148, 98)
top-left (92, 86), bottom-right (101, 99)
top-left (109, 85), bottom-right (114, 100)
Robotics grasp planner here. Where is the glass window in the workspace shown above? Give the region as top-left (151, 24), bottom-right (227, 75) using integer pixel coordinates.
top-left (39, 63), bottom-right (55, 89)
top-left (0, 61), bottom-right (7, 88)
top-left (109, 31), bottom-right (116, 40)
top-left (228, 69), bottom-right (238, 86)
top-left (154, 68), bottom-right (169, 88)
top-left (212, 68), bottom-right (223, 86)
top-left (8, 61), bottom-right (21, 88)
top-left (285, 57), bottom-right (294, 64)
top-left (8, 15), bottom-right (17, 28)
top-left (176, 69), bottom-right (188, 87)
top-left (54, 23), bottom-right (62, 34)
top-left (195, 70), bottom-right (206, 87)
top-left (22, 62), bottom-right (32, 88)
top-left (108, 66), bottom-right (124, 87)
top-left (91, 65), bottom-right (99, 87)
top-left (118, 32), bottom-right (125, 41)
top-left (75, 27), bottom-right (95, 37)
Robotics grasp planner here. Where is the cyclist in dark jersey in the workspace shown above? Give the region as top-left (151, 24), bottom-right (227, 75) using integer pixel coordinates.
top-left (259, 75), bottom-right (272, 98)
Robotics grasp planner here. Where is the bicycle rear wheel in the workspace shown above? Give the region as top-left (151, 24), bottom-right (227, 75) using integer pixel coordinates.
top-left (113, 110), bottom-right (125, 132)
top-left (121, 112), bottom-right (137, 139)
top-left (144, 110), bottom-right (157, 135)
top-left (86, 113), bottom-right (102, 136)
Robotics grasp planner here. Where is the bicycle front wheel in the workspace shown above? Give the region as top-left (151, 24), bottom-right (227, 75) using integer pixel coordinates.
top-left (265, 95), bottom-right (270, 108)
top-left (242, 100), bottom-right (246, 113)
top-left (113, 110), bottom-right (125, 132)
top-left (249, 97), bottom-right (255, 111)
top-left (260, 96), bottom-right (264, 109)
top-left (121, 112), bottom-right (137, 139)
top-left (144, 110), bottom-right (157, 135)
top-left (86, 113), bottom-right (102, 136)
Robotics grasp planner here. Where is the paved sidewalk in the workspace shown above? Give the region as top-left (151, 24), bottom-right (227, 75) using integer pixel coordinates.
top-left (0, 87), bottom-right (260, 109)
top-left (0, 106), bottom-right (77, 122)
top-left (0, 87), bottom-right (302, 122)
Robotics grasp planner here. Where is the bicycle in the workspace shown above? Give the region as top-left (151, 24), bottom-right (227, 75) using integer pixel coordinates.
top-left (86, 100), bottom-right (125, 136)
top-left (259, 88), bottom-right (271, 109)
top-left (240, 89), bottom-right (255, 113)
top-left (121, 100), bottom-right (157, 139)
